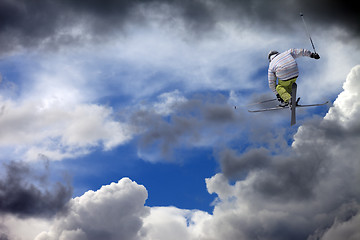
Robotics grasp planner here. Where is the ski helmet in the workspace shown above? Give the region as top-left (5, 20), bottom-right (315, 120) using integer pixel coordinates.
top-left (268, 50), bottom-right (279, 62)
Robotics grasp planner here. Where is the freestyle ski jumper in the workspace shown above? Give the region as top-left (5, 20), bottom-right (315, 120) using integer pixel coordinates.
top-left (247, 13), bottom-right (327, 126)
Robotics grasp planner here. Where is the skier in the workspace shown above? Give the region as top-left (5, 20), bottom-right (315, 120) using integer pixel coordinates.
top-left (268, 48), bottom-right (320, 106)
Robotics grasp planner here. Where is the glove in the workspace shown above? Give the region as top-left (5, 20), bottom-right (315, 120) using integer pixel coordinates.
top-left (310, 52), bottom-right (320, 59)
top-left (276, 94), bottom-right (284, 103)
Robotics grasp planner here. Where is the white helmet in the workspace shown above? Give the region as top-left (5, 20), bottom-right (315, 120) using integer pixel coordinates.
top-left (268, 50), bottom-right (279, 62)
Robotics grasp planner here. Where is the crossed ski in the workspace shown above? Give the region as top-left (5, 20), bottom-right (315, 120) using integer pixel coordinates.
top-left (247, 83), bottom-right (329, 126)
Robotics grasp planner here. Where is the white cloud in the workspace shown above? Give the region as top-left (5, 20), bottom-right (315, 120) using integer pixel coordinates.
top-left (26, 178), bottom-right (211, 240)
top-left (141, 206), bottom-right (211, 240)
top-left (153, 90), bottom-right (187, 116)
top-left (35, 178), bottom-right (149, 240)
top-left (92, 19), bottom-right (360, 104)
top-left (297, 27), bottom-right (360, 102)
top-left (323, 64), bottom-right (360, 124)
top-left (0, 215), bottom-right (52, 240)
top-left (0, 98), bottom-right (132, 161)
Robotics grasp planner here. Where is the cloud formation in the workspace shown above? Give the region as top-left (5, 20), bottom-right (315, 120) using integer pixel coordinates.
top-left (22, 65), bottom-right (360, 240)
top-left (35, 178), bottom-right (149, 240)
top-left (0, 0), bottom-right (359, 55)
top-left (0, 160), bottom-right (72, 218)
top-left (207, 65), bottom-right (360, 240)
top-left (131, 91), bottom-right (245, 161)
top-left (0, 1), bottom-right (359, 239)
top-left (0, 99), bottom-right (132, 161)
top-left (1, 0), bottom-right (358, 165)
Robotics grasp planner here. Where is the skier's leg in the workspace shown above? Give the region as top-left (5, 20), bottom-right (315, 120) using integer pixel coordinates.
top-left (276, 78), bottom-right (297, 103)
top-left (276, 82), bottom-right (291, 103)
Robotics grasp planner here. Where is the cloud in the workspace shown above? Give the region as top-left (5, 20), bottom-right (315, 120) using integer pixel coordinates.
top-left (131, 91), bottom-right (246, 162)
top-left (152, 90), bottom-right (187, 116)
top-left (1, 0), bottom-right (359, 56)
top-left (2, 17), bottom-right (357, 163)
top-left (0, 99), bottom-right (132, 161)
top-left (0, 215), bottom-right (51, 240)
top-left (1, 25), bottom-right (270, 162)
top-left (0, 0), bottom-right (215, 52)
top-left (225, 0), bottom-right (359, 34)
top-left (34, 178), bottom-right (149, 240)
top-left (219, 147), bottom-right (271, 180)
top-left (319, 211), bottom-right (360, 240)
top-left (0, 160), bottom-right (72, 218)
top-left (30, 177), bottom-right (211, 240)
top-left (205, 65), bottom-right (360, 239)
top-left (130, 56), bottom-right (359, 163)
top-left (0, 2), bottom-right (356, 215)
top-left (141, 206), bottom-right (211, 240)
top-left (0, 3), bottom-right (359, 238)
top-left (10, 63), bottom-right (360, 240)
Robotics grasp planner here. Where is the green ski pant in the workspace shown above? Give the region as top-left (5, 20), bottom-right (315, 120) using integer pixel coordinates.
top-left (276, 78), bottom-right (297, 103)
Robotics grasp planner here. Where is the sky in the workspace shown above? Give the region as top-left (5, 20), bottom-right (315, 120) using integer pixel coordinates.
top-left (0, 0), bottom-right (359, 239)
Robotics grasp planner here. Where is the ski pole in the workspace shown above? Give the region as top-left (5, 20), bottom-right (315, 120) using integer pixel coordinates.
top-left (300, 13), bottom-right (317, 54)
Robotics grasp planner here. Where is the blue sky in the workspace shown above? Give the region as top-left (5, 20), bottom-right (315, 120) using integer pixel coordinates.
top-left (55, 142), bottom-right (218, 213)
top-left (0, 1), bottom-right (360, 240)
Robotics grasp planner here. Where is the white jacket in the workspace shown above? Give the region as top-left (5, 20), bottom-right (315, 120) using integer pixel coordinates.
top-left (268, 48), bottom-right (312, 93)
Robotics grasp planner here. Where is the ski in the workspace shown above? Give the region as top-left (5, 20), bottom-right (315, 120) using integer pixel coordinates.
top-left (247, 82), bottom-right (328, 119)
top-left (297, 101), bottom-right (329, 108)
top-left (248, 101), bottom-right (328, 113)
top-left (246, 98), bottom-right (277, 106)
top-left (235, 98), bottom-right (277, 109)
top-left (248, 106), bottom-right (288, 112)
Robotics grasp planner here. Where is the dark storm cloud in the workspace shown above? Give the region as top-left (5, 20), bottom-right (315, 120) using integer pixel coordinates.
top-left (61, 0), bottom-right (360, 36)
top-left (131, 94), bottom-right (243, 160)
top-left (0, 0), bottom-right (358, 54)
top-left (220, 90), bottom-right (360, 202)
top-left (215, 128), bottom-right (358, 239)
top-left (222, 0), bottom-right (360, 35)
top-left (216, 66), bottom-right (360, 240)
top-left (0, 233), bottom-right (9, 240)
top-left (218, 139), bottom-right (360, 240)
top-left (0, 160), bottom-right (72, 218)
top-left (219, 105), bottom-right (359, 202)
top-left (203, 103), bottom-right (235, 123)
top-left (63, 0), bottom-right (215, 31)
top-left (220, 145), bottom-right (327, 201)
top-left (220, 147), bottom-right (270, 179)
top-left (297, 0), bottom-right (360, 37)
top-left (132, 109), bottom-right (199, 158)
top-left (0, 0), bottom-right (216, 54)
top-left (0, 0), bottom-right (63, 53)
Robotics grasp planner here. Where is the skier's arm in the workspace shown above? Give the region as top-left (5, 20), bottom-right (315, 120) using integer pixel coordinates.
top-left (289, 48), bottom-right (312, 58)
top-left (268, 69), bottom-right (277, 94)
top-left (289, 48), bottom-right (320, 59)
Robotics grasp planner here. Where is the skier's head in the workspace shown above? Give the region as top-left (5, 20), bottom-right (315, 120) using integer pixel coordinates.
top-left (268, 50), bottom-right (279, 62)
